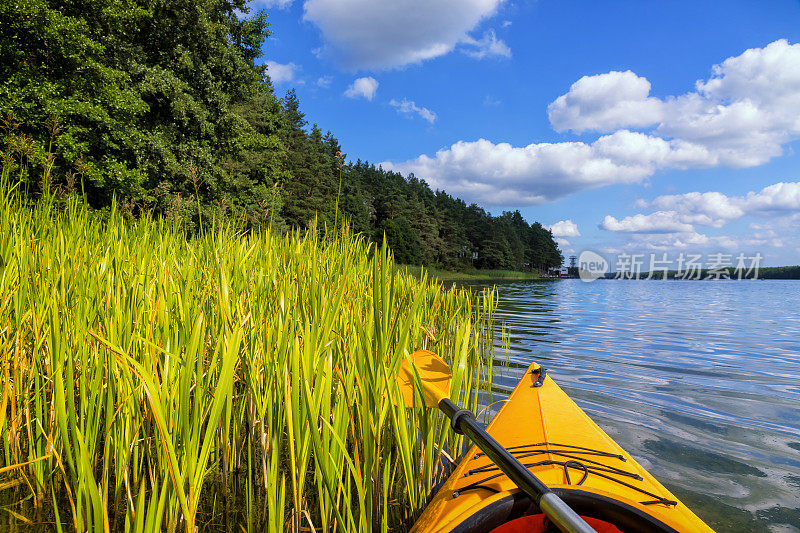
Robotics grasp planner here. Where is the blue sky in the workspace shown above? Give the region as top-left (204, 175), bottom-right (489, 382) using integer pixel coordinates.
top-left (257, 0), bottom-right (800, 267)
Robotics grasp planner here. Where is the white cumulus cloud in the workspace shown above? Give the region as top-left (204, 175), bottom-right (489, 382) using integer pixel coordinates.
top-left (344, 76), bottom-right (378, 100)
top-left (252, 0), bottom-right (293, 8)
top-left (555, 238), bottom-right (572, 250)
top-left (548, 71), bottom-right (664, 133)
top-left (266, 61), bottom-right (300, 84)
top-left (303, 0), bottom-right (503, 69)
top-left (460, 29), bottom-right (511, 59)
top-left (600, 212), bottom-right (695, 234)
top-left (599, 181), bottom-right (800, 255)
top-left (383, 130), bottom-right (713, 205)
top-left (316, 75), bottom-right (333, 88)
top-left (550, 39), bottom-right (800, 168)
top-left (389, 98), bottom-right (437, 123)
top-left (644, 191), bottom-right (745, 227)
top-left (548, 220), bottom-right (581, 237)
top-left (384, 40), bottom-right (800, 206)
top-left (742, 182), bottom-right (800, 213)
top-left (639, 182), bottom-right (800, 227)
top-left (623, 231), bottom-right (714, 251)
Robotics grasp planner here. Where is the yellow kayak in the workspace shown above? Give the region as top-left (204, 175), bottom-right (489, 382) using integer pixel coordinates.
top-left (412, 362), bottom-right (714, 533)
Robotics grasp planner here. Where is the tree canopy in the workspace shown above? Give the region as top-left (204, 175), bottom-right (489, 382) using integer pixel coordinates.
top-left (0, 0), bottom-right (562, 272)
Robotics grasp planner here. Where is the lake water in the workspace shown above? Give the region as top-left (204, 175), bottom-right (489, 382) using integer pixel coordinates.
top-left (462, 279), bottom-right (800, 533)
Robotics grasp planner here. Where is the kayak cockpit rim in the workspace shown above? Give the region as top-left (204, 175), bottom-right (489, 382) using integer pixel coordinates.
top-left (447, 489), bottom-right (682, 533)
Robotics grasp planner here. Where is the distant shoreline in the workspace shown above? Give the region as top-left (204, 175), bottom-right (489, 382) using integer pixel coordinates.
top-left (599, 265), bottom-right (800, 280)
top-left (396, 264), bottom-right (800, 282)
top-left (397, 265), bottom-right (541, 282)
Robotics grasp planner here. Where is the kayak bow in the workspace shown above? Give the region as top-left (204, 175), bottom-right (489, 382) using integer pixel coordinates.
top-left (408, 357), bottom-right (714, 533)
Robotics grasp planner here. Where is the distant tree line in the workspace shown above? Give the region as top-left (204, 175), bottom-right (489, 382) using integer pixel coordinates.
top-left (0, 0), bottom-right (562, 272)
top-left (757, 266), bottom-right (800, 279)
top-left (339, 161), bottom-right (562, 270)
top-left (600, 265), bottom-right (800, 280)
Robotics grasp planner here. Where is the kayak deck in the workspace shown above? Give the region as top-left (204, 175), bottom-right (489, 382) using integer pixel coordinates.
top-left (411, 363), bottom-right (713, 533)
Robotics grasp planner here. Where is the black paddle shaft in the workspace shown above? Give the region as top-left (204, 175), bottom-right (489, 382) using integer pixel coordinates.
top-left (439, 398), bottom-right (596, 533)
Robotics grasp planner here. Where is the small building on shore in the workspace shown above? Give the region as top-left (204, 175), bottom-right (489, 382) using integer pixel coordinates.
top-left (547, 266), bottom-right (569, 278)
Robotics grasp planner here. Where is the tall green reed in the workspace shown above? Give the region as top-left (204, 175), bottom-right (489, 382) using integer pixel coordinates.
top-left (0, 165), bottom-right (496, 532)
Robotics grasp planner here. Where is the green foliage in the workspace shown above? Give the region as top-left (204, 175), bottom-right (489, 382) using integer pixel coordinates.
top-left (0, 0), bottom-right (285, 226)
top-left (343, 161), bottom-right (563, 272)
top-left (379, 216), bottom-right (424, 264)
top-left (399, 265), bottom-right (542, 282)
top-left (758, 266), bottom-right (800, 279)
top-left (278, 90), bottom-right (340, 228)
top-left (0, 0), bottom-right (562, 270)
top-left (0, 179), bottom-right (496, 531)
top-left (626, 266), bottom-right (800, 280)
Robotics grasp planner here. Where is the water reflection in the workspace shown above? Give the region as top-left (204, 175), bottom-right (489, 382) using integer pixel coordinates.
top-left (461, 279), bottom-right (800, 532)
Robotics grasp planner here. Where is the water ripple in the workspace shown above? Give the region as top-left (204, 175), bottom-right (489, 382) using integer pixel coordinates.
top-left (464, 279), bottom-right (800, 532)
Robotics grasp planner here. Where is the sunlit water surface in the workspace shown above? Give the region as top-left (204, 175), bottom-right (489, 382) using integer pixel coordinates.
top-left (460, 279), bottom-right (800, 533)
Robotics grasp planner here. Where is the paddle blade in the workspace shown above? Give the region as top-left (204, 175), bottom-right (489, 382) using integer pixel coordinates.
top-left (396, 350), bottom-right (452, 408)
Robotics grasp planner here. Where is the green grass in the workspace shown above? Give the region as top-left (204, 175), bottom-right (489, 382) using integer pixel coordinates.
top-left (398, 264), bottom-right (541, 282)
top-left (0, 169), bottom-right (498, 532)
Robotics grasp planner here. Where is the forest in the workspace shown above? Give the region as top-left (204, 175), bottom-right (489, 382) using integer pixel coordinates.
top-left (0, 0), bottom-right (562, 272)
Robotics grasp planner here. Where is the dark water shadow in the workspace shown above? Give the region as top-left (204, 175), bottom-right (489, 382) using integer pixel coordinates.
top-left (661, 410), bottom-right (729, 436)
top-left (666, 486), bottom-right (771, 533)
top-left (643, 439), bottom-right (767, 478)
